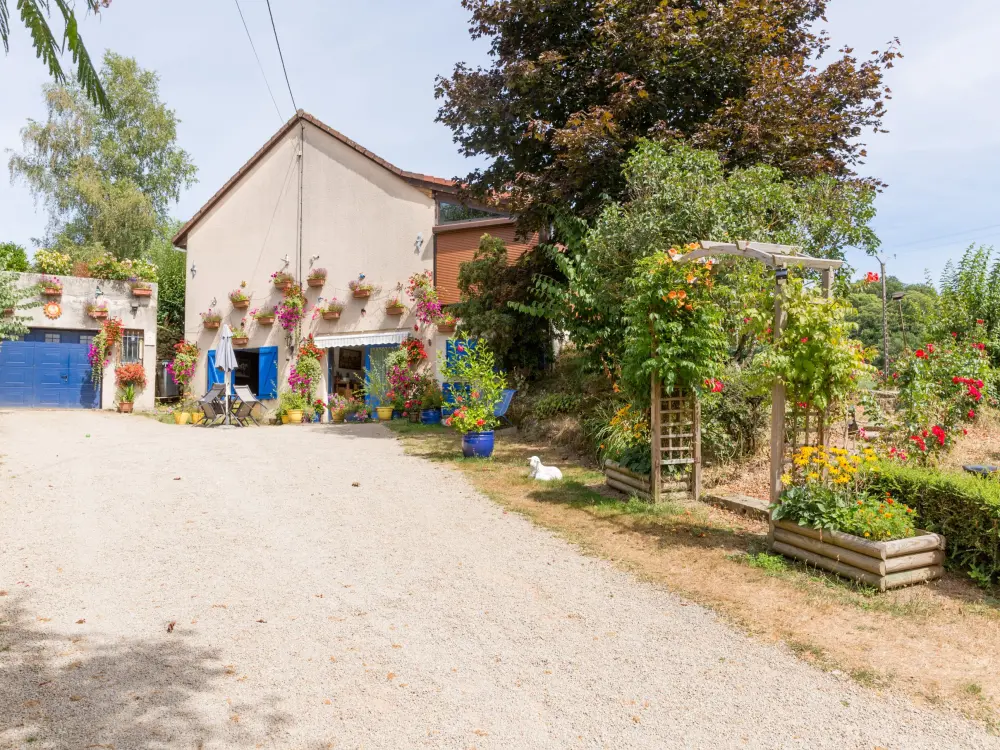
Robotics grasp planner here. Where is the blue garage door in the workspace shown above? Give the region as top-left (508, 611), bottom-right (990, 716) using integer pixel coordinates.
top-left (0, 341), bottom-right (100, 408)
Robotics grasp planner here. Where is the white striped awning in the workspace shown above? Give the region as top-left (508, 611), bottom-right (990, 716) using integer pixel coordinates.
top-left (312, 330), bottom-right (410, 348)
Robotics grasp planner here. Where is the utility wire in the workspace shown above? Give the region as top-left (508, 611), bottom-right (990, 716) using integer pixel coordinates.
top-left (265, 0), bottom-right (298, 112)
top-left (233, 0), bottom-right (284, 122)
top-left (891, 221), bottom-right (1000, 250)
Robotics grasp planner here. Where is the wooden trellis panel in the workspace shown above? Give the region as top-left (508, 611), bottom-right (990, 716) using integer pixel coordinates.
top-left (781, 403), bottom-right (831, 476)
top-left (650, 377), bottom-right (701, 503)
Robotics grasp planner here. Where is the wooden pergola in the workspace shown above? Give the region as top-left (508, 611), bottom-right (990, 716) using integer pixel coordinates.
top-left (649, 241), bottom-right (844, 504)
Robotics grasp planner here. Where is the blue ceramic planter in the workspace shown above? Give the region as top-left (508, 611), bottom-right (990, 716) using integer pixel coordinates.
top-left (421, 408), bottom-right (442, 425)
top-left (462, 430), bottom-right (495, 458)
top-left (392, 409), bottom-right (403, 420)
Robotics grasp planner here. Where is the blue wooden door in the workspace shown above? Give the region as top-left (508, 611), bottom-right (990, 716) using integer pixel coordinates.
top-left (0, 341), bottom-right (100, 408)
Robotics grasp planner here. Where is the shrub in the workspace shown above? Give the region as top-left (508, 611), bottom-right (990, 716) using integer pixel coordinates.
top-left (114, 362), bottom-right (146, 389)
top-left (589, 400), bottom-right (651, 476)
top-left (532, 392), bottom-right (581, 420)
top-left (700, 365), bottom-right (768, 463)
top-left (440, 341), bottom-right (507, 433)
top-left (868, 463), bottom-right (1000, 584)
top-left (87, 253), bottom-right (158, 282)
top-left (33, 249), bottom-right (73, 275)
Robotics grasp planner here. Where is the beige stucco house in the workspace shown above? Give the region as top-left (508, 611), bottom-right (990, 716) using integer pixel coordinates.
top-left (173, 110), bottom-right (530, 408)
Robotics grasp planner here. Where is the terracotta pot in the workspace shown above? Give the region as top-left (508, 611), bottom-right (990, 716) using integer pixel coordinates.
top-left (256, 315), bottom-right (275, 325)
top-left (231, 299), bottom-right (249, 309)
top-left (322, 310), bottom-right (342, 320)
top-left (352, 289), bottom-right (371, 299)
top-left (386, 305), bottom-right (405, 316)
top-left (117, 402), bottom-right (134, 414)
top-left (131, 287), bottom-right (152, 297)
top-left (173, 411), bottom-right (190, 425)
top-left (307, 277), bottom-right (325, 287)
top-left (408, 411), bottom-right (421, 424)
top-left (436, 323), bottom-right (456, 334)
top-left (203, 320), bottom-right (221, 329)
top-left (232, 336), bottom-right (249, 346)
top-left (42, 287), bottom-right (63, 296)
top-left (332, 413), bottom-right (345, 423)
top-left (287, 409), bottom-right (304, 424)
top-left (89, 309), bottom-right (108, 319)
top-left (274, 280), bottom-right (293, 292)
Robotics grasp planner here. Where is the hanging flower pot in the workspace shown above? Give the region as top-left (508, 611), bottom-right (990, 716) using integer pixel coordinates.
top-left (323, 310), bottom-right (342, 320)
top-left (352, 288), bottom-right (372, 299)
top-left (386, 299), bottom-right (406, 316)
top-left (130, 278), bottom-right (153, 297)
top-left (230, 289), bottom-right (250, 309)
top-left (87, 302), bottom-right (109, 320)
top-left (252, 307), bottom-right (275, 325)
top-left (271, 271), bottom-right (294, 291)
top-left (201, 309), bottom-right (222, 329)
top-left (39, 275), bottom-right (63, 296)
top-left (436, 318), bottom-right (457, 334)
top-left (232, 336), bottom-right (249, 347)
top-left (348, 278), bottom-right (375, 299)
top-left (307, 268), bottom-right (327, 288)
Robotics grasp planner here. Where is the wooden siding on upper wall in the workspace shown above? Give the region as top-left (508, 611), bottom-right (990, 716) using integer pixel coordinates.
top-left (435, 223), bottom-right (538, 304)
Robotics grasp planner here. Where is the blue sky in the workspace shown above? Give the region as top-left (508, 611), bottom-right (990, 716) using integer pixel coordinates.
top-left (2, 0), bottom-right (998, 285)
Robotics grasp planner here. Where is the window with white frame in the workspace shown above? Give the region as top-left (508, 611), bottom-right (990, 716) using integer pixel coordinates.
top-left (121, 330), bottom-right (143, 363)
top-left (44, 333), bottom-right (61, 344)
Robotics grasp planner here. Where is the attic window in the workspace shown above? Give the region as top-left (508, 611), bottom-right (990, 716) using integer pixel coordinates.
top-left (437, 201), bottom-right (504, 224)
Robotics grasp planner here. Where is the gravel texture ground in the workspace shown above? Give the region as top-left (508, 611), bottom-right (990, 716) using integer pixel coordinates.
top-left (1, 410), bottom-right (997, 749)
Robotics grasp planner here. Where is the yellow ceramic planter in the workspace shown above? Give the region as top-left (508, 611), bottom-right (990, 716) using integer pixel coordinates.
top-left (173, 411), bottom-right (190, 425)
top-left (287, 409), bottom-right (304, 424)
top-left (190, 412), bottom-right (205, 425)
top-left (376, 406), bottom-right (393, 422)
top-left (281, 414), bottom-right (290, 424)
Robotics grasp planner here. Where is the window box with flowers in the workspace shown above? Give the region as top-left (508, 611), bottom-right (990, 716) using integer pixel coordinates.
top-left (385, 296), bottom-right (406, 316)
top-left (40, 275), bottom-right (63, 296)
top-left (768, 445), bottom-right (946, 591)
top-left (229, 287), bottom-right (250, 309)
top-left (435, 313), bottom-right (458, 334)
top-left (87, 300), bottom-right (109, 319)
top-left (271, 270), bottom-right (295, 292)
top-left (201, 309), bottom-right (222, 329)
top-left (317, 299), bottom-right (344, 320)
top-left (129, 276), bottom-right (153, 297)
top-left (231, 321), bottom-right (249, 346)
top-left (307, 268), bottom-right (327, 288)
top-left (251, 306), bottom-right (276, 325)
top-left (348, 276), bottom-right (375, 299)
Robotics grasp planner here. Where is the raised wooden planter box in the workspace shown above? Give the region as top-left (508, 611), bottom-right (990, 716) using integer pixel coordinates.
top-left (769, 518), bottom-right (945, 592)
top-left (603, 460), bottom-right (689, 502)
top-left (322, 310), bottom-right (342, 321)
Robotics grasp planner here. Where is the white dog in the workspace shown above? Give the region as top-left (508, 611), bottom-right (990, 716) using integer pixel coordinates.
top-left (528, 456), bottom-right (563, 481)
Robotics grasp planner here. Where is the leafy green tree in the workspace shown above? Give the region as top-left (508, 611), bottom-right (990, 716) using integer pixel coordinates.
top-left (8, 51), bottom-right (197, 260)
top-left (521, 141), bottom-right (880, 374)
top-left (0, 242), bottom-right (29, 271)
top-left (436, 0), bottom-right (899, 229)
top-left (147, 221), bottom-right (186, 358)
top-left (455, 233), bottom-right (557, 374)
top-left (847, 276), bottom-right (937, 365)
top-left (1, 0), bottom-right (110, 113)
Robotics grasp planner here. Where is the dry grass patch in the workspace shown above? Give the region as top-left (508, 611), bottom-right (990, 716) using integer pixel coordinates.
top-left (389, 422), bottom-right (1000, 728)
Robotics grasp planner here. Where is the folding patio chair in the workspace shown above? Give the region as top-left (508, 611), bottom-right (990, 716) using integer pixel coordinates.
top-left (493, 388), bottom-right (517, 427)
top-left (233, 385), bottom-right (262, 426)
top-left (198, 383), bottom-right (227, 426)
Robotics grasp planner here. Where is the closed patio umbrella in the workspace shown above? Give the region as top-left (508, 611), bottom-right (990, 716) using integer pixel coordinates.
top-left (216, 324), bottom-right (239, 427)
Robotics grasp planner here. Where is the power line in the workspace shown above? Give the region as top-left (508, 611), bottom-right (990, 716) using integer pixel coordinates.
top-left (232, 0), bottom-right (284, 122)
top-left (265, 0), bottom-right (298, 112)
top-left (891, 221), bottom-right (1000, 250)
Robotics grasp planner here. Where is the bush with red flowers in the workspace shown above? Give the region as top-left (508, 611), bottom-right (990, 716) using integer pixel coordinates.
top-left (114, 362), bottom-right (146, 389)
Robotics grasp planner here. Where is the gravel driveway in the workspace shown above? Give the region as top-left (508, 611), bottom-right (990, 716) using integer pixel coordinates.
top-left (1, 410), bottom-right (996, 749)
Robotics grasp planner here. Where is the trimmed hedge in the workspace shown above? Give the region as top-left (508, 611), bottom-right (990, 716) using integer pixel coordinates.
top-left (869, 464), bottom-right (1000, 584)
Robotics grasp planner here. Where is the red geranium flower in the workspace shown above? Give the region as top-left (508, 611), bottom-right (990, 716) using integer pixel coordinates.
top-left (968, 409), bottom-right (976, 419)
top-left (977, 319), bottom-right (984, 325)
top-left (800, 337), bottom-right (809, 344)
top-left (915, 349), bottom-right (926, 358)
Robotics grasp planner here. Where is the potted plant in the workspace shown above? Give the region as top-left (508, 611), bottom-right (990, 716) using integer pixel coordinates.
top-left (114, 362), bottom-right (146, 414)
top-left (441, 341), bottom-right (506, 458)
top-left (345, 398), bottom-right (369, 423)
top-left (200, 309), bottom-right (222, 329)
top-left (279, 391), bottom-right (307, 423)
top-left (328, 394), bottom-right (348, 423)
top-left (436, 312), bottom-right (458, 334)
top-left (307, 268), bottom-right (327, 288)
top-left (386, 296), bottom-right (406, 316)
top-left (271, 270), bottom-right (295, 291)
top-left (39, 275), bottom-right (63, 296)
top-left (362, 362), bottom-right (393, 421)
top-left (318, 299), bottom-right (344, 320)
top-left (190, 409), bottom-right (205, 425)
top-left (229, 287), bottom-right (250, 309)
top-left (231, 321), bottom-right (249, 346)
top-left (173, 409), bottom-right (191, 425)
top-left (251, 306), bottom-right (276, 325)
top-left (348, 276), bottom-right (375, 299)
top-left (87, 300), bottom-right (109, 319)
top-left (129, 276), bottom-right (153, 297)
top-left (420, 378), bottom-right (444, 425)
top-left (311, 398), bottom-right (326, 422)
